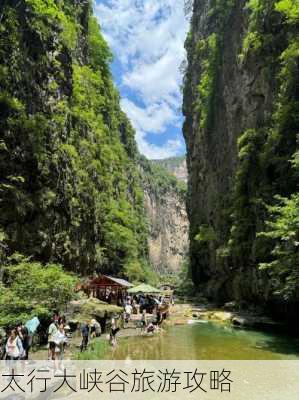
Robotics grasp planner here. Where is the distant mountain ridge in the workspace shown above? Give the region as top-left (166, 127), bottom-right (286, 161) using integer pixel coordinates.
top-left (151, 155), bottom-right (188, 184)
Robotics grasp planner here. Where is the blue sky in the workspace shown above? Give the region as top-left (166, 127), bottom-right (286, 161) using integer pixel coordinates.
top-left (94, 0), bottom-right (189, 159)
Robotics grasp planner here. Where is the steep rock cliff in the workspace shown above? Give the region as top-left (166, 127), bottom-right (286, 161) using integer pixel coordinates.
top-left (152, 156), bottom-right (188, 183)
top-left (140, 157), bottom-right (189, 274)
top-left (0, 0), bottom-right (148, 276)
top-left (183, 0), bottom-right (298, 315)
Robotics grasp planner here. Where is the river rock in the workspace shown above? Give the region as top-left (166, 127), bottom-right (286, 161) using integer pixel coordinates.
top-left (174, 321), bottom-right (186, 325)
top-left (223, 301), bottom-right (238, 311)
top-left (211, 311), bottom-right (233, 322)
top-left (232, 314), bottom-right (279, 329)
top-left (232, 316), bottom-right (247, 327)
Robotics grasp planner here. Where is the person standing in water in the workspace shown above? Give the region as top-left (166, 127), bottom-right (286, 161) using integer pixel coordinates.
top-left (124, 302), bottom-right (133, 326)
top-left (80, 322), bottom-right (90, 352)
top-left (109, 316), bottom-right (120, 347)
top-left (141, 309), bottom-right (147, 333)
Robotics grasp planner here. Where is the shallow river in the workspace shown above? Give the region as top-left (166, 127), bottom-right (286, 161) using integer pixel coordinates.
top-left (105, 320), bottom-right (299, 360)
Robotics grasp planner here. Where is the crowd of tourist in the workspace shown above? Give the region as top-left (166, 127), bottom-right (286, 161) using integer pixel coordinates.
top-left (79, 294), bottom-right (170, 351)
top-left (0, 293), bottom-right (171, 359)
top-left (0, 322), bottom-right (33, 362)
top-left (123, 294), bottom-right (169, 333)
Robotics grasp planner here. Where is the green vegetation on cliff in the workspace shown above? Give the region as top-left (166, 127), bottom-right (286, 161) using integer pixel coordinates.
top-left (139, 155), bottom-right (188, 276)
top-left (0, 0), bottom-right (148, 278)
top-left (151, 155), bottom-right (185, 171)
top-left (183, 0), bottom-right (299, 310)
top-left (139, 155), bottom-right (187, 197)
top-left (230, 0), bottom-right (299, 302)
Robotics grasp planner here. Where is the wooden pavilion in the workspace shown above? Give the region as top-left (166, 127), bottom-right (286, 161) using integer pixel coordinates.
top-left (86, 275), bottom-right (133, 305)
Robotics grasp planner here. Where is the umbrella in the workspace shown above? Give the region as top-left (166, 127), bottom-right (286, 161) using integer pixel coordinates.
top-left (25, 317), bottom-right (40, 335)
top-left (128, 283), bottom-right (161, 294)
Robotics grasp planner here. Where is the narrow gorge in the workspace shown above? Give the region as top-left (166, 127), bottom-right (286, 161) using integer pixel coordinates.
top-left (0, 0), bottom-right (298, 332)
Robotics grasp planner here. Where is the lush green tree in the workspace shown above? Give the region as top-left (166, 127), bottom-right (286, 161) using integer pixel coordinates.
top-left (0, 254), bottom-right (78, 326)
top-left (259, 194), bottom-right (299, 301)
top-left (124, 258), bottom-right (159, 286)
top-left (139, 155), bottom-right (186, 198)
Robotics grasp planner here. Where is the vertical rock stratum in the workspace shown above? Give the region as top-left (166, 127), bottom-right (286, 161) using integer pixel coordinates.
top-left (0, 0), bottom-right (148, 276)
top-left (183, 0), bottom-right (298, 318)
top-left (140, 156), bottom-right (189, 274)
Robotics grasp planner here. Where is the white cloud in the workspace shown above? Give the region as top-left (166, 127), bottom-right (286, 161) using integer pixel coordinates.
top-left (121, 98), bottom-right (179, 134)
top-left (137, 131), bottom-right (185, 160)
top-left (95, 0), bottom-right (188, 159)
top-left (140, 141), bottom-right (184, 160)
top-left (122, 49), bottom-right (181, 107)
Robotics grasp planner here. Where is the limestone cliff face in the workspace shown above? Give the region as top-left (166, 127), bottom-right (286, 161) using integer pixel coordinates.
top-left (0, 0), bottom-right (148, 275)
top-left (144, 187), bottom-right (189, 274)
top-left (152, 156), bottom-right (188, 184)
top-left (183, 0), bottom-right (298, 309)
top-left (140, 157), bottom-right (189, 274)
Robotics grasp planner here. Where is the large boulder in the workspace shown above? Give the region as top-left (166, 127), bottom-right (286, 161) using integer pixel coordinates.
top-left (67, 298), bottom-right (123, 323)
top-left (232, 316), bottom-right (247, 327)
top-left (232, 314), bottom-right (279, 330)
top-left (212, 311), bottom-right (233, 322)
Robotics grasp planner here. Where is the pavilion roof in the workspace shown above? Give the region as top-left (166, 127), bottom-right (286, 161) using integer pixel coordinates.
top-left (89, 275), bottom-right (133, 288)
top-left (106, 276), bottom-right (133, 287)
top-left (128, 283), bottom-right (161, 294)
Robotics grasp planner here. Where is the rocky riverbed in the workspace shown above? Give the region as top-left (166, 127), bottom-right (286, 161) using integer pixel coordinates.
top-left (169, 303), bottom-right (283, 331)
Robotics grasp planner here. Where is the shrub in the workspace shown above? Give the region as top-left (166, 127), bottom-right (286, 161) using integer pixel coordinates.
top-left (0, 254), bottom-right (78, 327)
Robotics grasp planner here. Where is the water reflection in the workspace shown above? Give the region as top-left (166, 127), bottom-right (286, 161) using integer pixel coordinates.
top-left (105, 322), bottom-right (299, 360)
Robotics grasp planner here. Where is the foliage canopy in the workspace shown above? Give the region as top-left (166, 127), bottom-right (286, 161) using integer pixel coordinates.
top-left (0, 254), bottom-right (78, 327)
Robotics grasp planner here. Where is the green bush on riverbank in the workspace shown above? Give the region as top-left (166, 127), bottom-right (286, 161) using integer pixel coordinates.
top-left (0, 253), bottom-right (78, 327)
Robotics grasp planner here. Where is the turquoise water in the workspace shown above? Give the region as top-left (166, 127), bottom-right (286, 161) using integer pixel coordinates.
top-left (105, 321), bottom-right (299, 360)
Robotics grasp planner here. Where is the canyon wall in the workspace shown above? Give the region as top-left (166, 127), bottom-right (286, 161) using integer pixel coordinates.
top-left (140, 157), bottom-right (189, 274)
top-left (183, 0), bottom-right (298, 317)
top-left (0, 0), bottom-right (148, 276)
